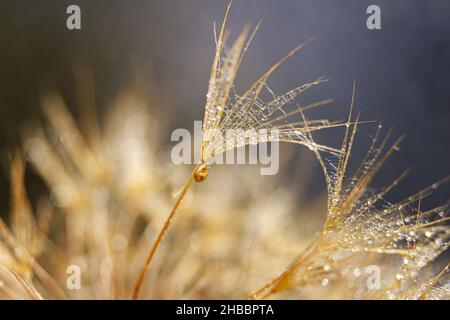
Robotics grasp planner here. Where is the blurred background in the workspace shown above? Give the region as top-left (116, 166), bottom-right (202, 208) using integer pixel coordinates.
top-left (0, 0), bottom-right (449, 214)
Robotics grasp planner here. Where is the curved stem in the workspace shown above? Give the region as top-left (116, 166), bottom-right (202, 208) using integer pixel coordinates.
top-left (132, 165), bottom-right (200, 299)
top-left (247, 230), bottom-right (322, 300)
top-left (246, 275), bottom-right (280, 300)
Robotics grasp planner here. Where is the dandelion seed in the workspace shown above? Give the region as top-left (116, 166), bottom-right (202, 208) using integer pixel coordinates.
top-left (249, 99), bottom-right (450, 299)
top-left (133, 3), bottom-right (342, 299)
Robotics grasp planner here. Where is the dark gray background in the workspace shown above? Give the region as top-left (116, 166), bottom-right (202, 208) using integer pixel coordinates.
top-left (0, 0), bottom-right (449, 211)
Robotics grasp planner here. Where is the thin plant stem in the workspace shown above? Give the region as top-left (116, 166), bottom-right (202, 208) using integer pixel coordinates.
top-left (247, 230), bottom-right (322, 300)
top-left (33, 262), bottom-right (68, 300)
top-left (132, 164), bottom-right (200, 299)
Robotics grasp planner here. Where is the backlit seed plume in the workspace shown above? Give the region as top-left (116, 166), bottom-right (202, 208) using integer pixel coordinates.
top-left (0, 75), bottom-right (448, 300)
top-left (133, 3), bottom-right (343, 297)
top-left (398, 264), bottom-right (450, 300)
top-left (249, 95), bottom-right (450, 299)
top-left (199, 3), bottom-right (340, 177)
top-left (1, 4), bottom-right (447, 302)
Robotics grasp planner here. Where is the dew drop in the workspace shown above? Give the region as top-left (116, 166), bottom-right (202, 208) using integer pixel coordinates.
top-left (194, 165), bottom-right (209, 183)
